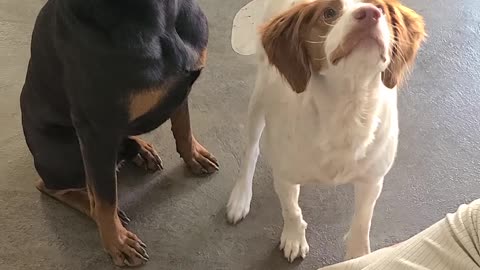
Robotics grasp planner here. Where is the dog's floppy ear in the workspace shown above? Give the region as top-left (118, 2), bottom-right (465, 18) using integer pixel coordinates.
top-left (382, 3), bottom-right (426, 89)
top-left (260, 2), bottom-right (318, 93)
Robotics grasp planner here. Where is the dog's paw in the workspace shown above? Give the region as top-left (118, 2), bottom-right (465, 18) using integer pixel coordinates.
top-left (183, 139), bottom-right (219, 175)
top-left (132, 140), bottom-right (163, 172)
top-left (226, 181), bottom-right (252, 224)
top-left (280, 223), bottom-right (309, 262)
top-left (103, 228), bottom-right (149, 267)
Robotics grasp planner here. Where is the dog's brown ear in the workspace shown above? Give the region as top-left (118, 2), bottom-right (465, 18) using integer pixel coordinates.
top-left (382, 3), bottom-right (426, 89)
top-left (260, 2), bottom-right (317, 93)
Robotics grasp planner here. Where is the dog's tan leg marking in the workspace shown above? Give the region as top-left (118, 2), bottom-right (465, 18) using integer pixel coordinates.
top-left (87, 186), bottom-right (148, 267)
top-left (35, 179), bottom-right (145, 266)
top-left (36, 179), bottom-right (130, 225)
top-left (170, 99), bottom-right (219, 175)
top-left (36, 179), bottom-right (91, 215)
top-left (195, 48), bottom-right (208, 69)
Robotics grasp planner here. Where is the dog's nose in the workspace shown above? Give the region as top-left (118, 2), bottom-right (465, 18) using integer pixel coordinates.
top-left (353, 6), bottom-right (382, 24)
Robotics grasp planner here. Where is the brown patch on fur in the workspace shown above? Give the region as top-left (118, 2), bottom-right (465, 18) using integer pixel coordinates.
top-left (381, 2), bottom-right (425, 88)
top-left (35, 178), bottom-right (128, 224)
top-left (170, 101), bottom-right (193, 158)
top-left (260, 0), bottom-right (342, 93)
top-left (170, 100), bottom-right (219, 175)
top-left (36, 178), bottom-right (91, 216)
top-left (363, 0), bottom-right (426, 88)
top-left (37, 179), bottom-right (146, 266)
top-left (129, 49), bottom-right (207, 121)
top-left (84, 185), bottom-right (122, 252)
top-left (128, 85), bottom-right (168, 121)
top-left (86, 185), bottom-right (96, 217)
top-left (92, 196), bottom-right (121, 242)
top-left (195, 48), bottom-right (208, 69)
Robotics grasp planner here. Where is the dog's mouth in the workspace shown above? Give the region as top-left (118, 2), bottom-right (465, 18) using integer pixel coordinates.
top-left (330, 31), bottom-right (387, 65)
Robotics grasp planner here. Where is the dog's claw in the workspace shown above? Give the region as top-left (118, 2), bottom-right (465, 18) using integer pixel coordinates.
top-left (279, 224), bottom-right (309, 263)
top-left (116, 160), bottom-right (126, 172)
top-left (118, 210), bottom-right (131, 226)
top-left (105, 229), bottom-right (148, 267)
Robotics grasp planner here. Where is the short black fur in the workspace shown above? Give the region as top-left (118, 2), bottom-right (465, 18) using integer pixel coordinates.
top-left (20, 0), bottom-right (212, 266)
top-left (21, 0), bottom-right (207, 192)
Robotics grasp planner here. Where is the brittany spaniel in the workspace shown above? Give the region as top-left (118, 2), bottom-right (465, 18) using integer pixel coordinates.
top-left (226, 0), bottom-right (426, 263)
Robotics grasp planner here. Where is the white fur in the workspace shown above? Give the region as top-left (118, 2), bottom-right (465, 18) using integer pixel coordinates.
top-left (227, 0), bottom-right (399, 262)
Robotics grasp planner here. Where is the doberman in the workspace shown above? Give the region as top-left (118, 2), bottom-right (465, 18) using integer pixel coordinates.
top-left (20, 0), bottom-right (218, 266)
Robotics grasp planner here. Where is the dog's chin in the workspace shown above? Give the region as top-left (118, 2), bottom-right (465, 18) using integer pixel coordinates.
top-left (330, 32), bottom-right (388, 66)
top-left (356, 38), bottom-right (387, 61)
top-left (350, 45), bottom-right (386, 70)
top-left (331, 44), bottom-right (387, 77)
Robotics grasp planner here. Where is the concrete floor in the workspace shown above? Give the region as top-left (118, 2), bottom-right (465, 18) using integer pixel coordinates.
top-left (1, 0), bottom-right (480, 269)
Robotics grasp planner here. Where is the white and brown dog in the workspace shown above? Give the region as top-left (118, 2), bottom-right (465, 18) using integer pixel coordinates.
top-left (226, 0), bottom-right (426, 263)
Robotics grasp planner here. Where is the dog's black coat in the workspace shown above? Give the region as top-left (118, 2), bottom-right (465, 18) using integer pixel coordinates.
top-left (21, 0), bottom-right (207, 196)
top-left (21, 1), bottom-right (212, 264)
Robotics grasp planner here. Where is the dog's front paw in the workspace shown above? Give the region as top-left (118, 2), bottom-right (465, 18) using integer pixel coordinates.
top-left (182, 138), bottom-right (219, 175)
top-left (226, 181), bottom-right (252, 224)
top-left (280, 222), bottom-right (309, 262)
top-left (102, 227), bottom-right (149, 267)
top-left (132, 139), bottom-right (163, 172)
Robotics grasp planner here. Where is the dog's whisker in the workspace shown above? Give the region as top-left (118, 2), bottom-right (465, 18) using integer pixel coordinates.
top-left (306, 40), bottom-right (325, 44)
top-left (313, 57), bottom-right (327, 61)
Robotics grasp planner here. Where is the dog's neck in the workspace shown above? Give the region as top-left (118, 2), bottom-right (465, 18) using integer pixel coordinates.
top-left (307, 72), bottom-right (385, 158)
top-left (310, 71), bottom-right (384, 113)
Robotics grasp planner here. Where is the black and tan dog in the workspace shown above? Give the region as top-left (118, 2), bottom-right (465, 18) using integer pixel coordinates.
top-left (20, 0), bottom-right (218, 266)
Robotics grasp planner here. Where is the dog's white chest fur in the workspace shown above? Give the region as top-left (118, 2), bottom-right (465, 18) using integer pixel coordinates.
top-left (261, 70), bottom-right (399, 185)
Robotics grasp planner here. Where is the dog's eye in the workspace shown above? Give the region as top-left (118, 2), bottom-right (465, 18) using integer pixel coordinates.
top-left (323, 7), bottom-right (337, 20)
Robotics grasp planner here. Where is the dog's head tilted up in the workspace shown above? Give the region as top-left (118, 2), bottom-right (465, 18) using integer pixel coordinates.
top-left (260, 0), bottom-right (426, 93)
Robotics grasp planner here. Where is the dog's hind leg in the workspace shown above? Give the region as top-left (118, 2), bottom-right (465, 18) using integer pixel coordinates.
top-left (22, 121), bottom-right (131, 226)
top-left (345, 179), bottom-right (384, 259)
top-left (226, 80), bottom-right (265, 224)
top-left (35, 179), bottom-right (131, 226)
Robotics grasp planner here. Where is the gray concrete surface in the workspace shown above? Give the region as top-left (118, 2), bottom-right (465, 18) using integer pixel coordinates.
top-left (1, 0), bottom-right (479, 269)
